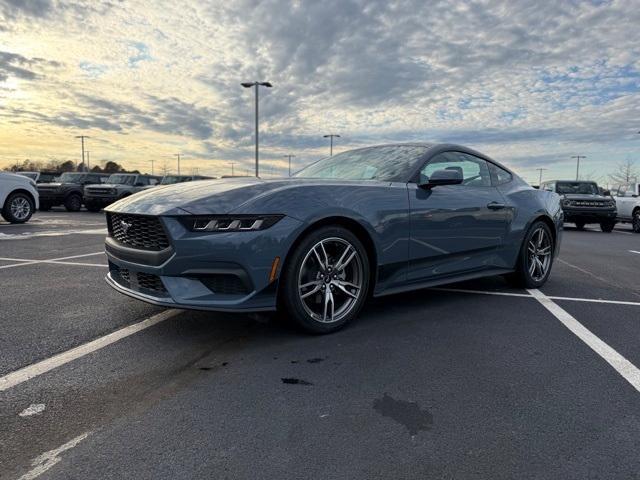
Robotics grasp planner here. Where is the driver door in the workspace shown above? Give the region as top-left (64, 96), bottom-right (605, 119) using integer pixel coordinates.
top-left (407, 151), bottom-right (510, 282)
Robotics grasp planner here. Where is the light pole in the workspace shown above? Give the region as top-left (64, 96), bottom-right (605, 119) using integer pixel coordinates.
top-left (75, 135), bottom-right (89, 170)
top-left (241, 81), bottom-right (273, 177)
top-left (571, 155), bottom-right (586, 180)
top-left (536, 168), bottom-right (547, 186)
top-left (323, 134), bottom-right (340, 156)
top-left (174, 153), bottom-right (181, 175)
top-left (230, 162), bottom-right (235, 176)
top-left (284, 154), bottom-right (295, 177)
top-left (151, 159), bottom-right (155, 175)
top-left (85, 151), bottom-right (90, 171)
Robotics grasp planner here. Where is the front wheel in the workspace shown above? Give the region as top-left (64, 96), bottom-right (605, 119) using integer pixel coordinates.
top-left (633, 210), bottom-right (640, 233)
top-left (600, 221), bottom-right (615, 233)
top-left (2, 192), bottom-right (34, 223)
top-left (506, 221), bottom-right (554, 289)
top-left (64, 193), bottom-right (82, 212)
top-left (280, 226), bottom-right (370, 334)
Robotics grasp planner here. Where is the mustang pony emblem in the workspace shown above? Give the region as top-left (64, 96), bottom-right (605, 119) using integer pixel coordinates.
top-left (120, 220), bottom-right (132, 234)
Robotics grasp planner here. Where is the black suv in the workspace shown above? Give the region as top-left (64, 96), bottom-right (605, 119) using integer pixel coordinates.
top-left (541, 180), bottom-right (616, 232)
top-left (38, 172), bottom-right (110, 211)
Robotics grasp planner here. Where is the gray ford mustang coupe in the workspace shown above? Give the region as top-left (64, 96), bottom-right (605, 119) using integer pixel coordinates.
top-left (104, 143), bottom-right (562, 333)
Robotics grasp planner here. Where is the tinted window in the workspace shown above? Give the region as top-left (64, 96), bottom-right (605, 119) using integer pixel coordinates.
top-left (107, 174), bottom-right (136, 185)
top-left (489, 163), bottom-right (512, 185)
top-left (420, 152), bottom-right (492, 187)
top-left (295, 145), bottom-right (430, 181)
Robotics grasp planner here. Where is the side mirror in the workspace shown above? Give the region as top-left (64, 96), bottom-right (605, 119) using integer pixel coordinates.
top-left (602, 189), bottom-right (611, 196)
top-left (419, 169), bottom-right (463, 189)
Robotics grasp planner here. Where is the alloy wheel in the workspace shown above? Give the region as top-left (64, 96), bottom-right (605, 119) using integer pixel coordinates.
top-left (297, 237), bottom-right (364, 323)
top-left (527, 227), bottom-right (552, 282)
top-left (10, 196), bottom-right (31, 220)
top-left (633, 212), bottom-right (640, 233)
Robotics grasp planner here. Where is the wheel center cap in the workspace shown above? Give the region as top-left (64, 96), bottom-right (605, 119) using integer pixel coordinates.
top-left (324, 276), bottom-right (332, 284)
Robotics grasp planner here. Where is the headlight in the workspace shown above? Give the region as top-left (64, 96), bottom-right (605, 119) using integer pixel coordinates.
top-left (110, 188), bottom-right (118, 194)
top-left (183, 215), bottom-right (284, 232)
top-left (562, 199), bottom-right (572, 207)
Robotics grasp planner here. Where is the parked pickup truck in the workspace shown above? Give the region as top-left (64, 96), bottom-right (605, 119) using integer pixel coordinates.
top-left (83, 173), bottom-right (161, 212)
top-left (541, 180), bottom-right (617, 232)
top-left (613, 183), bottom-right (640, 233)
top-left (38, 172), bottom-right (110, 211)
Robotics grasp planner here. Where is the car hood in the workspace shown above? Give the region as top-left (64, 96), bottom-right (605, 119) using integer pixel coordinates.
top-left (0, 172), bottom-right (34, 185)
top-left (562, 193), bottom-right (611, 201)
top-left (86, 183), bottom-right (126, 188)
top-left (105, 177), bottom-right (385, 216)
top-left (37, 182), bottom-right (79, 188)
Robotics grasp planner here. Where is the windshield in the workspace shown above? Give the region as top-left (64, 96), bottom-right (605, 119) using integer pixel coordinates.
top-left (557, 182), bottom-right (599, 195)
top-left (161, 176), bottom-right (192, 185)
top-left (294, 145), bottom-right (429, 181)
top-left (57, 173), bottom-right (85, 183)
top-left (107, 174), bottom-right (136, 185)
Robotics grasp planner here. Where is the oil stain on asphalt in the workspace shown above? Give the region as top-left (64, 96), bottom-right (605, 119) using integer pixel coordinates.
top-left (373, 393), bottom-right (433, 436)
top-left (281, 378), bottom-right (314, 386)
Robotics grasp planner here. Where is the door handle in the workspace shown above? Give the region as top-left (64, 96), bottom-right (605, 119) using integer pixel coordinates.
top-left (487, 202), bottom-right (506, 210)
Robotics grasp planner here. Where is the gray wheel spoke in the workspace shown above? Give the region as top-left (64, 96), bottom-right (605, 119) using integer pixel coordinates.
top-left (322, 290), bottom-right (334, 322)
top-left (335, 281), bottom-right (358, 299)
top-left (312, 246), bottom-right (326, 271)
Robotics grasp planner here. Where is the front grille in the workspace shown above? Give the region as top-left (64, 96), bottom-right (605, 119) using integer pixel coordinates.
top-left (112, 266), bottom-right (167, 295)
top-left (572, 200), bottom-right (607, 207)
top-left (137, 272), bottom-right (167, 293)
top-left (199, 274), bottom-right (249, 295)
top-left (37, 186), bottom-right (57, 192)
top-left (107, 213), bottom-right (170, 251)
top-left (87, 187), bottom-right (112, 194)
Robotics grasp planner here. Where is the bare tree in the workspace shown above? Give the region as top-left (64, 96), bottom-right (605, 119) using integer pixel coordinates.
top-left (609, 159), bottom-right (639, 186)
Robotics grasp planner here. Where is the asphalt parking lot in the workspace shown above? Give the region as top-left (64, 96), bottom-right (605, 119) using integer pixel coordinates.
top-left (1, 211), bottom-right (639, 480)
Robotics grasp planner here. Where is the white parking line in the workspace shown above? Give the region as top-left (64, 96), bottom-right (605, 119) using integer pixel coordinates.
top-left (18, 431), bottom-right (91, 480)
top-left (630, 250), bottom-right (640, 255)
top-left (0, 309), bottom-right (179, 392)
top-left (432, 287), bottom-right (640, 307)
top-left (528, 289), bottom-right (640, 393)
top-left (0, 252), bottom-right (105, 270)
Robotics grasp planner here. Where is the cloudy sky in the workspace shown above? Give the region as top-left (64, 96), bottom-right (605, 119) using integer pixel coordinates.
top-left (1, 0), bottom-right (639, 183)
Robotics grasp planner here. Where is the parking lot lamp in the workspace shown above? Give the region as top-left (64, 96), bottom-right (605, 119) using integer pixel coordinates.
top-left (571, 155), bottom-right (586, 180)
top-left (323, 134), bottom-right (340, 156)
top-left (241, 81), bottom-right (273, 177)
top-left (284, 154), bottom-right (295, 177)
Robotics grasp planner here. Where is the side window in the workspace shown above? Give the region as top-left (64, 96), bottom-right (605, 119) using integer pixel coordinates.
top-left (149, 177), bottom-right (160, 186)
top-left (618, 185), bottom-right (628, 197)
top-left (419, 152), bottom-right (492, 187)
top-left (137, 176), bottom-right (150, 186)
top-left (488, 163), bottom-right (513, 186)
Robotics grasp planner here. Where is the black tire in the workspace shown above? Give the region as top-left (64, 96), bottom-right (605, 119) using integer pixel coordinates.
top-left (280, 225), bottom-right (370, 334)
top-left (64, 193), bottom-right (82, 212)
top-left (1, 192), bottom-right (35, 224)
top-left (574, 221), bottom-right (585, 230)
top-left (39, 202), bottom-right (52, 211)
top-left (506, 220), bottom-right (554, 289)
top-left (85, 202), bottom-right (101, 212)
top-left (633, 210), bottom-right (640, 233)
top-left (600, 221), bottom-right (615, 233)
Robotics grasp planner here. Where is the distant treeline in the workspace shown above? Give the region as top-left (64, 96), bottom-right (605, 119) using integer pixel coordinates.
top-left (8, 159), bottom-right (140, 174)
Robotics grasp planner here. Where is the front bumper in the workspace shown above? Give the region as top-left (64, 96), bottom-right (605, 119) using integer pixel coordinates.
top-left (562, 207), bottom-right (616, 224)
top-left (104, 214), bottom-right (304, 312)
top-left (85, 194), bottom-right (119, 206)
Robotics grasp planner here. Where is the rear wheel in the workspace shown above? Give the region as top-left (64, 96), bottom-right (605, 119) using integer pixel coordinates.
top-left (600, 221), bottom-right (615, 233)
top-left (506, 221), bottom-right (554, 289)
top-left (280, 226), bottom-right (370, 334)
top-left (2, 192), bottom-right (34, 224)
top-left (633, 210), bottom-right (640, 233)
top-left (574, 221), bottom-right (585, 230)
top-left (64, 193), bottom-right (82, 212)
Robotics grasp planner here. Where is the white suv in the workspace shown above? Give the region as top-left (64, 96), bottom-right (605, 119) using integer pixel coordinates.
top-left (0, 172), bottom-right (39, 223)
top-left (614, 183), bottom-right (640, 233)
